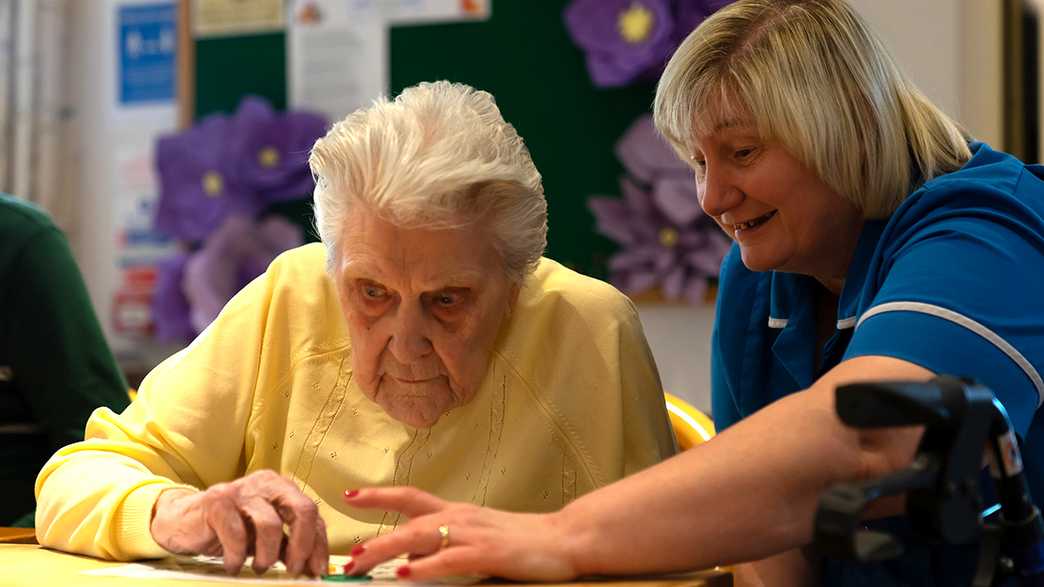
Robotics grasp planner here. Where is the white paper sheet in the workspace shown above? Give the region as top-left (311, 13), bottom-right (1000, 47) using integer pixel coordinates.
top-left (383, 0), bottom-right (490, 25)
top-left (287, 0), bottom-right (386, 124)
top-left (192, 0), bottom-right (286, 38)
top-left (84, 554), bottom-right (403, 584)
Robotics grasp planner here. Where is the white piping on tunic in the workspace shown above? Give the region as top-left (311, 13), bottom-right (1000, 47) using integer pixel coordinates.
top-left (836, 316), bottom-right (857, 329)
top-left (767, 317), bottom-right (857, 329)
top-left (857, 301), bottom-right (1044, 407)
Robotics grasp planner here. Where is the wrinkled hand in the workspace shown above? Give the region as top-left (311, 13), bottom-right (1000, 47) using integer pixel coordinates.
top-left (150, 470), bottom-right (328, 576)
top-left (343, 487), bottom-right (579, 582)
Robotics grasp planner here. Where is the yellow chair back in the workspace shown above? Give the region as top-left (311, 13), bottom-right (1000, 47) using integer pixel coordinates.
top-left (665, 392), bottom-right (715, 450)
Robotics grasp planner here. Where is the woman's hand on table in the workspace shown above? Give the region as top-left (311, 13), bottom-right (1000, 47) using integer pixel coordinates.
top-left (343, 487), bottom-right (581, 581)
top-left (149, 470), bottom-right (328, 576)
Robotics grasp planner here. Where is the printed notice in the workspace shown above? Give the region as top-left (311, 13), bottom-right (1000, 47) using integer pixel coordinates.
top-left (287, 0), bottom-right (386, 124)
top-left (118, 2), bottom-right (177, 104)
top-left (193, 0), bottom-right (285, 37)
top-left (384, 0), bottom-right (491, 25)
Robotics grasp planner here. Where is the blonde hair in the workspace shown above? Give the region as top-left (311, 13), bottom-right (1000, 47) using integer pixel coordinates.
top-left (309, 81), bottom-right (548, 281)
top-left (654, 0), bottom-right (971, 218)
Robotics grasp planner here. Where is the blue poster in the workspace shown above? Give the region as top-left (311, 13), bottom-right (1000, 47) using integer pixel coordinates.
top-left (117, 3), bottom-right (177, 105)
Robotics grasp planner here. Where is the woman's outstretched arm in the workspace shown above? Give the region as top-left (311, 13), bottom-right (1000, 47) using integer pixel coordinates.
top-left (343, 356), bottom-right (930, 581)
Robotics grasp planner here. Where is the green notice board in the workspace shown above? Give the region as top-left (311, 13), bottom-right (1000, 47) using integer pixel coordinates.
top-left (194, 2), bottom-right (655, 278)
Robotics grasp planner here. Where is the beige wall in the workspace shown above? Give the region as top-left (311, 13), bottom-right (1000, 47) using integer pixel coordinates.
top-left (849, 0), bottom-right (1003, 145)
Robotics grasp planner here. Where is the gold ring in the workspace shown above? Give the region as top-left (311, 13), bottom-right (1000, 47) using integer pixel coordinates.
top-left (437, 524), bottom-right (450, 550)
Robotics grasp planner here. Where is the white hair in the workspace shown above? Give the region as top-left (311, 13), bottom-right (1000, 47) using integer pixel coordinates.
top-left (309, 81), bottom-right (548, 282)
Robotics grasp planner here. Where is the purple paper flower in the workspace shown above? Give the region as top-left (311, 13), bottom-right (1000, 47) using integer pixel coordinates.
top-left (154, 115), bottom-right (257, 242)
top-left (564, 0), bottom-right (732, 88)
top-left (152, 252), bottom-right (195, 343)
top-left (183, 214), bottom-right (303, 333)
top-left (153, 96), bottom-right (327, 242)
top-left (151, 215), bottom-right (303, 341)
top-left (226, 96), bottom-right (329, 203)
top-left (564, 0), bottom-right (676, 87)
top-left (589, 114), bottom-right (730, 304)
top-left (151, 96), bottom-right (324, 342)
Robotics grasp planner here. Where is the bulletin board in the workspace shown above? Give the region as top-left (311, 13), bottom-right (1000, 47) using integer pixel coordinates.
top-left (187, 1), bottom-right (656, 279)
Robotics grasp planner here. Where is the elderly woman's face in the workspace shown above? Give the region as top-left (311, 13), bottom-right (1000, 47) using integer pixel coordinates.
top-left (334, 207), bottom-right (518, 428)
top-left (691, 119), bottom-right (863, 279)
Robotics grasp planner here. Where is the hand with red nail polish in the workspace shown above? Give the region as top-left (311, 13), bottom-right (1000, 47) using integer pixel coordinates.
top-left (340, 487), bottom-right (578, 582)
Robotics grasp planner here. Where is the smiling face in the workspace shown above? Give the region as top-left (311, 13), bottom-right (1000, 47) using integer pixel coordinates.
top-left (690, 119), bottom-right (864, 281)
top-left (334, 206), bottom-right (518, 428)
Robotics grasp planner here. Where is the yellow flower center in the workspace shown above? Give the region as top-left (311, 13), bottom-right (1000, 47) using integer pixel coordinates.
top-left (618, 2), bottom-right (655, 44)
top-left (659, 227), bottom-right (679, 248)
top-left (201, 171), bottom-right (224, 197)
top-left (258, 146), bottom-right (280, 168)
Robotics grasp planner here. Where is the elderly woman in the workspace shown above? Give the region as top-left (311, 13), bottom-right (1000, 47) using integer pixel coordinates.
top-left (342, 2), bottom-right (1044, 586)
top-left (33, 81), bottom-right (676, 576)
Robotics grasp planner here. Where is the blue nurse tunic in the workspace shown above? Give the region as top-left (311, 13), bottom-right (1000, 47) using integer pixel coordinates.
top-left (711, 142), bottom-right (1044, 585)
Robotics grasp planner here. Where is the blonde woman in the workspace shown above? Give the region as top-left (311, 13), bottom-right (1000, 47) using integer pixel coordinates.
top-left (33, 81), bottom-right (676, 576)
top-left (345, 1), bottom-right (1044, 585)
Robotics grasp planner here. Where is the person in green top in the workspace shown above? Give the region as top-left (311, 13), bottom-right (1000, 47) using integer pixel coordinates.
top-left (0, 193), bottom-right (130, 527)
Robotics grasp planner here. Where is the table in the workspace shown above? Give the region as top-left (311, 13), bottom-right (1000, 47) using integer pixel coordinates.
top-left (0, 542), bottom-right (731, 587)
top-left (0, 527), bottom-right (35, 544)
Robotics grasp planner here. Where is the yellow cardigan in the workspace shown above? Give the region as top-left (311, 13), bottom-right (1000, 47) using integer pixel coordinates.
top-left (35, 244), bottom-right (676, 560)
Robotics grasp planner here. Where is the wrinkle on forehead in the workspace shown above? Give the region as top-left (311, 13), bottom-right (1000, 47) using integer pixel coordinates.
top-left (340, 248), bottom-right (486, 284)
top-left (338, 211), bottom-right (498, 290)
top-left (343, 260), bottom-right (486, 292)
